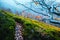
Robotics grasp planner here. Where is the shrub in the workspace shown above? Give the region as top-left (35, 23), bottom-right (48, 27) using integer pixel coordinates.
top-left (0, 11), bottom-right (15, 40)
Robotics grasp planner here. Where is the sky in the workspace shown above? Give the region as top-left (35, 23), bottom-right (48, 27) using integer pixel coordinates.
top-left (15, 0), bottom-right (32, 3)
top-left (16, 0), bottom-right (60, 3)
top-left (56, 0), bottom-right (60, 2)
top-left (0, 0), bottom-right (60, 6)
top-left (0, 0), bottom-right (60, 20)
top-left (0, 0), bottom-right (60, 14)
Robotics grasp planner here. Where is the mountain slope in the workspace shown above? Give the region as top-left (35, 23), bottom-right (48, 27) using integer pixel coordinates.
top-left (0, 10), bottom-right (60, 40)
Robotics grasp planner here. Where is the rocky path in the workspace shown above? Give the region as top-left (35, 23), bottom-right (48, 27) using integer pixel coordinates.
top-left (15, 22), bottom-right (23, 40)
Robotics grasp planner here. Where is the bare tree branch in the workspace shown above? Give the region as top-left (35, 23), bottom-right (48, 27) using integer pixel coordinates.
top-left (13, 0), bottom-right (51, 17)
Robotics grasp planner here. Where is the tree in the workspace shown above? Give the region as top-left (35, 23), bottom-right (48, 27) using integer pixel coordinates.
top-left (13, 0), bottom-right (60, 24)
top-left (13, 0), bottom-right (52, 17)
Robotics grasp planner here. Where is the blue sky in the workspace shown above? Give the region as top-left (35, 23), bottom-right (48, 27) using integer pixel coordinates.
top-left (0, 0), bottom-right (60, 14)
top-left (56, 0), bottom-right (60, 2)
top-left (0, 0), bottom-right (60, 6)
top-left (15, 0), bottom-right (32, 3)
top-left (16, 0), bottom-right (60, 3)
top-left (0, 0), bottom-right (60, 19)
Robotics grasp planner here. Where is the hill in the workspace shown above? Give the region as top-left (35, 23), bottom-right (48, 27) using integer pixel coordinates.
top-left (0, 10), bottom-right (60, 40)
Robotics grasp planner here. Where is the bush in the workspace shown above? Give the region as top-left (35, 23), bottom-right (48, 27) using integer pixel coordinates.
top-left (0, 11), bottom-right (15, 40)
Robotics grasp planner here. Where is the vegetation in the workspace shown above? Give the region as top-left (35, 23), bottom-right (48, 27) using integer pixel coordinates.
top-left (0, 10), bottom-right (15, 40)
top-left (0, 10), bottom-right (60, 40)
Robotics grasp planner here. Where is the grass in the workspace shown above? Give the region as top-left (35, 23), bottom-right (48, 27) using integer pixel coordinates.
top-left (0, 10), bottom-right (60, 40)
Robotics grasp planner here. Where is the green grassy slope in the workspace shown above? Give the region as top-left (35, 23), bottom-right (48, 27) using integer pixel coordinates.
top-left (0, 10), bottom-right (60, 40)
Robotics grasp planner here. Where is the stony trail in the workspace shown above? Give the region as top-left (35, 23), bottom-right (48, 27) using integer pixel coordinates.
top-left (15, 22), bottom-right (23, 40)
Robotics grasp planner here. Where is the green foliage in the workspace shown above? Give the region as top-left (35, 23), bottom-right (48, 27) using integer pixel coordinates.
top-left (13, 15), bottom-right (60, 40)
top-left (0, 10), bottom-right (15, 40)
top-left (0, 10), bottom-right (60, 40)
